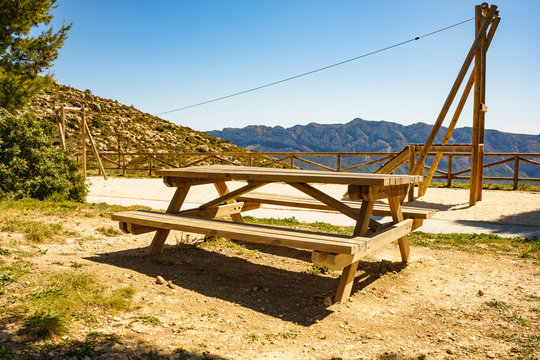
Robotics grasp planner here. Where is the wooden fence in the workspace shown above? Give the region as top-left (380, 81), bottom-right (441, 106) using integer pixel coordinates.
top-left (77, 151), bottom-right (540, 190)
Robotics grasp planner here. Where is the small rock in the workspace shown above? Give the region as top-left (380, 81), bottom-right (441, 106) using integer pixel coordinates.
top-left (167, 280), bottom-right (174, 289)
top-left (131, 322), bottom-right (146, 333)
top-left (113, 316), bottom-right (122, 321)
top-left (323, 297), bottom-right (333, 306)
top-left (156, 276), bottom-right (165, 285)
top-left (90, 103), bottom-right (101, 112)
top-left (486, 351), bottom-right (496, 358)
top-left (446, 349), bottom-right (454, 355)
top-left (477, 290), bottom-right (485, 296)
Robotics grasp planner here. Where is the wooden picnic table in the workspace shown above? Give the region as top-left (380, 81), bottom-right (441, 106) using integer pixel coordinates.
top-left (112, 165), bottom-right (433, 303)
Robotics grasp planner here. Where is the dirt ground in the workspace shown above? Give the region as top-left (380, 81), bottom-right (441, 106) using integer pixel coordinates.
top-left (1, 209), bottom-right (538, 359)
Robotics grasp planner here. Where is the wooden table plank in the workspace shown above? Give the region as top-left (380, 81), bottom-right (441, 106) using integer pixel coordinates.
top-left (155, 165), bottom-right (422, 186)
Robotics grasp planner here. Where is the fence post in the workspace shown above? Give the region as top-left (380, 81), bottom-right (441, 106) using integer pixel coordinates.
top-left (290, 155), bottom-right (294, 169)
top-left (122, 154), bottom-right (126, 176)
top-left (447, 155), bottom-right (453, 187)
top-left (149, 155), bottom-right (153, 176)
top-left (513, 156), bottom-right (519, 190)
top-left (248, 154), bottom-right (253, 167)
top-left (336, 154), bottom-right (341, 172)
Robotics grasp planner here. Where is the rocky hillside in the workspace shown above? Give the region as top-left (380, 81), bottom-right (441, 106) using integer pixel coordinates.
top-left (208, 118), bottom-right (540, 178)
top-left (21, 82), bottom-right (246, 155)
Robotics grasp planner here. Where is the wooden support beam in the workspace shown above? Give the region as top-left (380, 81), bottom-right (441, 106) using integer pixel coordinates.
top-left (411, 5), bottom-right (497, 177)
top-left (147, 185), bottom-right (191, 255)
top-left (447, 155), bottom-right (453, 186)
top-left (54, 106), bottom-right (90, 112)
top-left (477, 12), bottom-right (488, 202)
top-left (287, 182), bottom-right (359, 220)
top-left (80, 107), bottom-right (87, 179)
top-left (312, 219), bottom-right (414, 270)
top-left (348, 184), bottom-right (410, 201)
top-left (375, 146), bottom-right (409, 174)
top-left (420, 16), bottom-right (499, 194)
top-left (470, 5), bottom-right (484, 206)
top-left (199, 182), bottom-right (266, 211)
top-left (388, 197), bottom-right (410, 263)
top-left (84, 121), bottom-right (107, 180)
top-left (335, 196), bottom-right (375, 303)
top-left (408, 144), bottom-right (415, 201)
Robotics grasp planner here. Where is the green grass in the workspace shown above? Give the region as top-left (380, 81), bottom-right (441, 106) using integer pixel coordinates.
top-left (429, 181), bottom-right (540, 192)
top-left (243, 216), bottom-right (352, 235)
top-left (263, 329), bottom-right (300, 341)
top-left (0, 198), bottom-right (150, 245)
top-left (1, 218), bottom-right (63, 242)
top-left (128, 314), bottom-right (161, 326)
top-left (3, 267), bottom-right (136, 337)
top-left (201, 236), bottom-right (258, 258)
top-left (96, 226), bottom-right (122, 237)
top-left (0, 198), bottom-right (151, 219)
top-left (499, 333), bottom-right (539, 359)
top-left (486, 300), bottom-right (510, 310)
top-left (308, 264), bottom-right (331, 275)
top-left (504, 314), bottom-right (530, 326)
top-left (409, 232), bottom-right (539, 263)
top-left (23, 310), bottom-right (67, 339)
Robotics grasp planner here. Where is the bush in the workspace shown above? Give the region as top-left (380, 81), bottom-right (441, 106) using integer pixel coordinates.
top-left (0, 110), bottom-right (87, 201)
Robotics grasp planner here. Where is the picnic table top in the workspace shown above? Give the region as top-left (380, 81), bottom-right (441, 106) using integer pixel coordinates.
top-left (155, 165), bottom-right (422, 186)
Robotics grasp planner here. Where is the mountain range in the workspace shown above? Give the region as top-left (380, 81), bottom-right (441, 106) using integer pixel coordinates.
top-left (208, 118), bottom-right (540, 179)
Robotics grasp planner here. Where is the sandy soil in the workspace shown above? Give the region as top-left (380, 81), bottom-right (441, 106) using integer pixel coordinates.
top-left (1, 178), bottom-right (538, 359)
top-left (1, 218), bottom-right (538, 359)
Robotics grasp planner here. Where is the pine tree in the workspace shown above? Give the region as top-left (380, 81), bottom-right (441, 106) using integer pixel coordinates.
top-left (0, 0), bottom-right (71, 111)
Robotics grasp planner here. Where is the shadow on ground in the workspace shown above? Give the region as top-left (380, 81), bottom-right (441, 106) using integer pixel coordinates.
top-left (0, 329), bottom-right (229, 359)
top-left (0, 333), bottom-right (432, 360)
top-left (86, 243), bottom-right (404, 326)
top-left (497, 209), bottom-right (540, 229)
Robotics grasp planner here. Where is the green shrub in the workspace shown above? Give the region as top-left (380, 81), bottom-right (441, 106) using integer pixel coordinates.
top-left (0, 110), bottom-right (87, 201)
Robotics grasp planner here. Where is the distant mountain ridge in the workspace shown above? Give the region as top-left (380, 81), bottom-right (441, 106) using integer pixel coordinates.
top-left (207, 118), bottom-right (540, 178)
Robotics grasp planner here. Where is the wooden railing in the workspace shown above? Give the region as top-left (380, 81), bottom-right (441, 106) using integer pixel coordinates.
top-left (78, 151), bottom-right (540, 189)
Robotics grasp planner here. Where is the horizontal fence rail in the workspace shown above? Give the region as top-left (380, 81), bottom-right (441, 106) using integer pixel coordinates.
top-left (77, 151), bottom-right (540, 190)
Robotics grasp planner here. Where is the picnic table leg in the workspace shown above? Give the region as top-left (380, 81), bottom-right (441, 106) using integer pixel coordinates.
top-left (146, 185), bottom-right (191, 255)
top-left (388, 196), bottom-right (410, 263)
top-left (214, 181), bottom-right (245, 223)
top-left (335, 199), bottom-right (375, 303)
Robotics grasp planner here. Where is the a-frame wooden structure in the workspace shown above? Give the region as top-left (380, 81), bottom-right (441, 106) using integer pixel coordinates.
top-left (375, 3), bottom-right (500, 206)
top-left (54, 105), bottom-right (108, 180)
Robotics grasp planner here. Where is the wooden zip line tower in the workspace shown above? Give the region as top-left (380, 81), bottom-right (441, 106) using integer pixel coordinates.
top-left (375, 3), bottom-right (500, 206)
top-left (54, 105), bottom-right (108, 180)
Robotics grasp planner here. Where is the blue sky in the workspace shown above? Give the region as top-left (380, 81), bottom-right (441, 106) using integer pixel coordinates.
top-left (49, 0), bottom-right (539, 135)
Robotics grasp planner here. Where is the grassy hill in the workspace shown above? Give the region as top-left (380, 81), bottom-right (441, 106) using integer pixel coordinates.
top-left (21, 82), bottom-right (246, 155)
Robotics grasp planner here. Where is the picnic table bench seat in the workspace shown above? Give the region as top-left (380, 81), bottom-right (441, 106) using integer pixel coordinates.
top-left (112, 210), bottom-right (415, 271)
